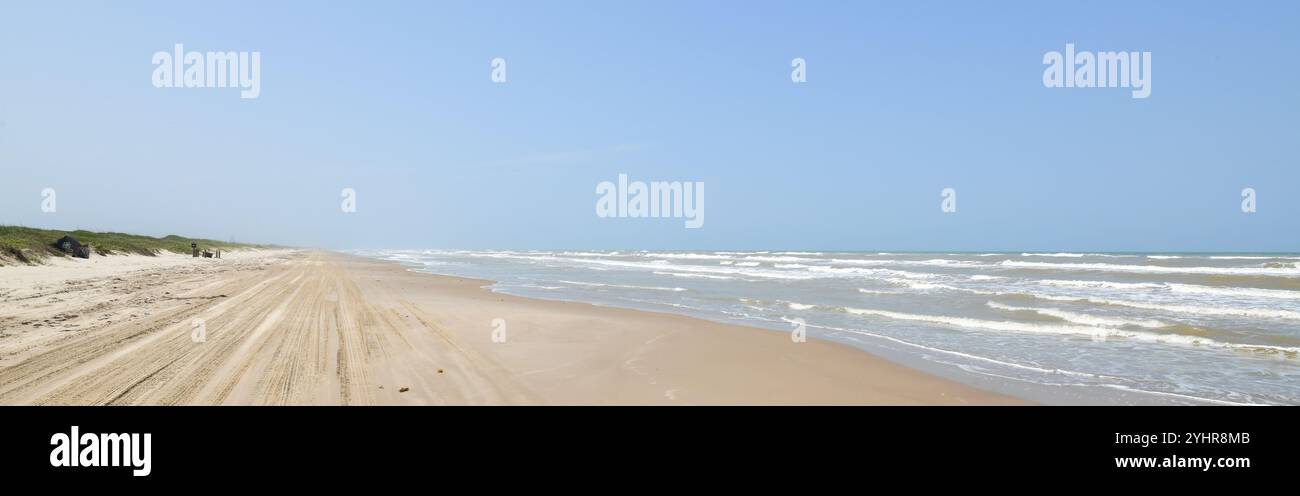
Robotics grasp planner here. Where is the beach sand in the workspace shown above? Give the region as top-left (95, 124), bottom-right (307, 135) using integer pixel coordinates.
top-left (0, 250), bottom-right (1022, 405)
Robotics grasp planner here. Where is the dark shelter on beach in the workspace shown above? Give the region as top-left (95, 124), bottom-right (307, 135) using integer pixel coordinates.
top-left (54, 235), bottom-right (93, 258)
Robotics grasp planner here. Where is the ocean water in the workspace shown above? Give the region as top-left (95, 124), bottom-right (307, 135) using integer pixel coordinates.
top-left (351, 250), bottom-right (1300, 405)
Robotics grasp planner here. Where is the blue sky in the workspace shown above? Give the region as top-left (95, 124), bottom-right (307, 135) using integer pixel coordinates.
top-left (1, 1), bottom-right (1296, 251)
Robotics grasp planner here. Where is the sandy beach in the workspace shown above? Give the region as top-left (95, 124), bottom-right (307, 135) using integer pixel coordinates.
top-left (0, 250), bottom-right (1021, 405)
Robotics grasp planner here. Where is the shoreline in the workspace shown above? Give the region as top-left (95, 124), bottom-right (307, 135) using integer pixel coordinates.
top-left (354, 253), bottom-right (1026, 405)
top-left (0, 250), bottom-right (1024, 405)
top-left (365, 249), bottom-right (1300, 406)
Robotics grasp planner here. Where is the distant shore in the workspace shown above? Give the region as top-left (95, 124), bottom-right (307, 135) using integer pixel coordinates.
top-left (0, 250), bottom-right (1021, 405)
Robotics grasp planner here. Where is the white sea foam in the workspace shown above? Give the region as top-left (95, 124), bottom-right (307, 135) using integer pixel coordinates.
top-left (827, 258), bottom-right (985, 268)
top-left (739, 255), bottom-right (819, 263)
top-left (1209, 255), bottom-right (1300, 260)
top-left (1002, 260), bottom-right (1300, 277)
top-left (793, 319), bottom-right (1115, 379)
top-left (557, 280), bottom-right (687, 292)
top-left (530, 255), bottom-right (816, 280)
top-left (652, 271), bottom-right (735, 280)
top-left (1095, 385), bottom-right (1262, 406)
top-left (881, 279), bottom-right (994, 294)
top-left (1020, 253), bottom-right (1137, 258)
top-left (986, 301), bottom-right (1169, 328)
top-left (1166, 283), bottom-right (1300, 300)
top-left (557, 251), bottom-right (621, 257)
top-left (805, 266), bottom-right (943, 280)
top-left (884, 278), bottom-right (948, 291)
top-left (1029, 294), bottom-right (1300, 321)
top-left (839, 306), bottom-right (1300, 353)
top-left (857, 288), bottom-right (902, 295)
top-left (645, 253), bottom-right (733, 260)
top-left (1038, 279), bottom-right (1300, 301)
top-left (1038, 279), bottom-right (1165, 291)
top-left (772, 263), bottom-right (812, 268)
top-left (517, 284), bottom-right (563, 290)
top-left (843, 306), bottom-right (1126, 338)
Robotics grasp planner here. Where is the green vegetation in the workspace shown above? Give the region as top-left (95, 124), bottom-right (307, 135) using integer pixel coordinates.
top-left (0, 225), bottom-right (265, 265)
